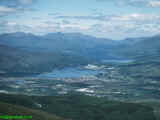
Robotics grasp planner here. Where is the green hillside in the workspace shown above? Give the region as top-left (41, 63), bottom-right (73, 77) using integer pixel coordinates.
top-left (0, 45), bottom-right (89, 75)
top-left (0, 102), bottom-right (67, 120)
top-left (0, 93), bottom-right (156, 120)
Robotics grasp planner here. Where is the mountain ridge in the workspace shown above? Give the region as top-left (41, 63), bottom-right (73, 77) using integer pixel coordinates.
top-left (0, 32), bottom-right (160, 73)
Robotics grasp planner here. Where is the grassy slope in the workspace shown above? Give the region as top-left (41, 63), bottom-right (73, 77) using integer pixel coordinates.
top-left (134, 100), bottom-right (160, 120)
top-left (0, 45), bottom-right (89, 74)
top-left (0, 102), bottom-right (67, 120)
top-left (0, 93), bottom-right (156, 120)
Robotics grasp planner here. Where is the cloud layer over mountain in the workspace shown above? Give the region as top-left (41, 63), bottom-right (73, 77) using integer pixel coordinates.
top-left (1, 0), bottom-right (160, 39)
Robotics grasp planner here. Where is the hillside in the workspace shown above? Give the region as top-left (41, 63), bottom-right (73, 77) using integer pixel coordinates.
top-left (0, 32), bottom-right (120, 74)
top-left (118, 35), bottom-right (160, 58)
top-left (0, 32), bottom-right (120, 61)
top-left (0, 32), bottom-right (118, 51)
top-left (0, 102), bottom-right (66, 120)
top-left (0, 32), bottom-right (160, 74)
top-left (0, 93), bottom-right (156, 120)
top-left (0, 44), bottom-right (89, 74)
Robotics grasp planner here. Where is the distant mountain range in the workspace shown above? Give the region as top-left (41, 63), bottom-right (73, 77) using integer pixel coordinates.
top-left (0, 32), bottom-right (118, 52)
top-left (118, 35), bottom-right (160, 58)
top-left (0, 44), bottom-right (89, 74)
top-left (0, 32), bottom-right (160, 73)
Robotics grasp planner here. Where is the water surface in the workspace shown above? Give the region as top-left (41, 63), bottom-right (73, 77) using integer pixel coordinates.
top-left (37, 67), bottom-right (101, 78)
top-left (102, 59), bottom-right (134, 64)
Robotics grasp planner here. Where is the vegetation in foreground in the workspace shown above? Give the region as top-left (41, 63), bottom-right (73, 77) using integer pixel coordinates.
top-left (0, 102), bottom-right (66, 120)
top-left (0, 93), bottom-right (156, 120)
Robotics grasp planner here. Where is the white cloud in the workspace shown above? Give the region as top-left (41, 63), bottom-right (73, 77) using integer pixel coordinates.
top-left (1, 12), bottom-right (160, 39)
top-left (0, 0), bottom-right (36, 16)
top-left (61, 24), bottom-right (90, 30)
top-left (111, 13), bottom-right (156, 22)
top-left (149, 1), bottom-right (160, 7)
top-left (7, 22), bottom-right (17, 26)
top-left (19, 0), bottom-right (34, 5)
top-left (98, 0), bottom-right (160, 8)
top-left (0, 6), bottom-right (16, 13)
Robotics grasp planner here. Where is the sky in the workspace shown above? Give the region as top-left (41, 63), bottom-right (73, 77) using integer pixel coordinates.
top-left (1, 0), bottom-right (160, 40)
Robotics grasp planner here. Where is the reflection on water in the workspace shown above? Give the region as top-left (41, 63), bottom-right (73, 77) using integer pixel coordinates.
top-left (37, 67), bottom-right (101, 78)
top-left (102, 59), bottom-right (134, 63)
top-left (37, 59), bottom-right (133, 79)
